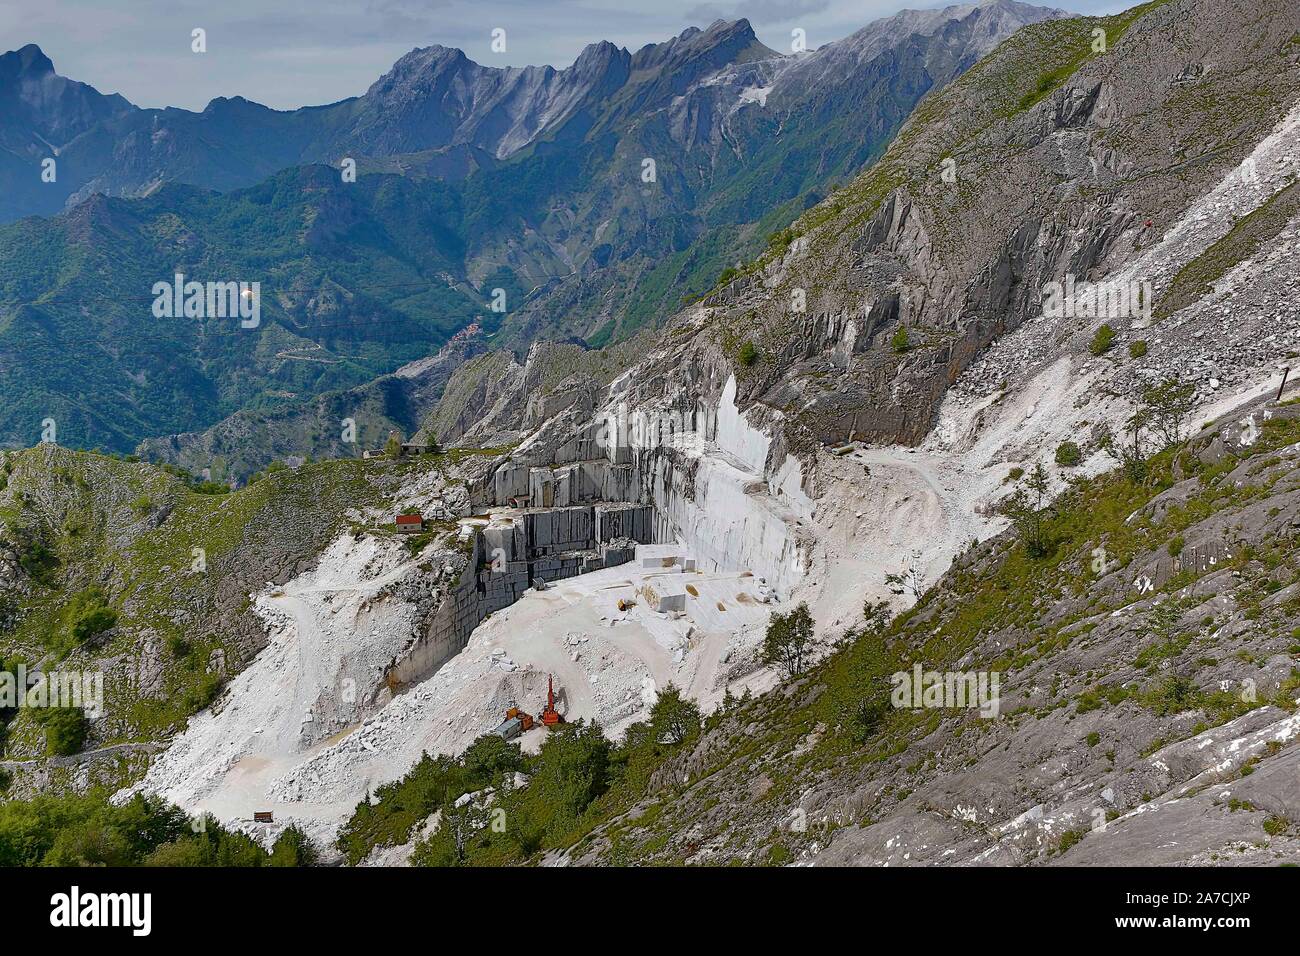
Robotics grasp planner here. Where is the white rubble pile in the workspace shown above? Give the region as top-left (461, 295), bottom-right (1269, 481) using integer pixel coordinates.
top-left (115, 531), bottom-right (447, 842)
top-left (123, 530), bottom-right (775, 853)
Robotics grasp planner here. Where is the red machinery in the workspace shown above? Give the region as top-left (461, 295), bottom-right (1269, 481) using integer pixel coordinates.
top-left (505, 703), bottom-right (535, 732)
top-left (541, 674), bottom-right (563, 727)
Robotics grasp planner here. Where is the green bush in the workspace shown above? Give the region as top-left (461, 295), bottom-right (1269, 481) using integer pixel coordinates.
top-left (336, 734), bottom-right (523, 865)
top-left (762, 602), bottom-right (816, 678)
top-left (1263, 816), bottom-right (1290, 837)
top-left (1056, 828), bottom-right (1087, 854)
top-left (737, 341), bottom-right (759, 367)
top-left (1054, 441), bottom-right (1082, 467)
top-left (58, 588), bottom-right (118, 651)
top-left (649, 684), bottom-right (701, 745)
top-left (71, 606), bottom-right (117, 645)
top-left (269, 825), bottom-right (319, 866)
top-left (1089, 323), bottom-right (1117, 356)
top-left (181, 672), bottom-right (225, 712)
top-left (1128, 339), bottom-right (1148, 358)
top-left (11, 529), bottom-right (57, 584)
top-left (144, 815), bottom-right (288, 867)
top-left (891, 326), bottom-right (911, 353)
top-left (717, 266), bottom-right (740, 286)
top-left (35, 707), bottom-right (90, 756)
top-left (1, 794), bottom-right (190, 867)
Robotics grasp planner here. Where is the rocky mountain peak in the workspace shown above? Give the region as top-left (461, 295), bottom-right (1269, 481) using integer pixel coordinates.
top-left (632, 17), bottom-right (773, 71)
top-left (0, 42), bottom-right (135, 150)
top-left (368, 44), bottom-right (474, 94)
top-left (0, 43), bottom-right (56, 78)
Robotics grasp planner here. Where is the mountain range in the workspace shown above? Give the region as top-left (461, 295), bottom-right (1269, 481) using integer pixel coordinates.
top-left (0, 1), bottom-right (1066, 460)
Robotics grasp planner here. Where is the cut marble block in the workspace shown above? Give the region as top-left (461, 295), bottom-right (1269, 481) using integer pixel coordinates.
top-left (640, 580), bottom-right (687, 613)
top-left (636, 543), bottom-right (687, 569)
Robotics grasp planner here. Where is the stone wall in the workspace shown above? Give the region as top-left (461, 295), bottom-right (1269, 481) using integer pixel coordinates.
top-left (474, 374), bottom-right (812, 597)
top-left (384, 503), bottom-right (655, 690)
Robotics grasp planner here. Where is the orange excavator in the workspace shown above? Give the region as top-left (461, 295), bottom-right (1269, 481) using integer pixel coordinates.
top-left (541, 674), bottom-right (564, 727)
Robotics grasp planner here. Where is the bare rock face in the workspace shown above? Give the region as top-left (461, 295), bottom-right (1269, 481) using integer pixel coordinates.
top-left (626, 0), bottom-right (1300, 458)
top-left (132, 633), bottom-right (168, 700)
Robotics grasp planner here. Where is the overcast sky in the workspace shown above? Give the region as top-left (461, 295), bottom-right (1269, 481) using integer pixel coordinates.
top-left (6, 0), bottom-right (1132, 112)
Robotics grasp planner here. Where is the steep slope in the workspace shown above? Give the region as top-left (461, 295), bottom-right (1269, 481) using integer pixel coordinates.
top-left (561, 395), bottom-right (1300, 866)
top-left (424, 0), bottom-right (1300, 456)
top-left (611, 0), bottom-right (1300, 462)
top-left (0, 444), bottom-right (491, 799)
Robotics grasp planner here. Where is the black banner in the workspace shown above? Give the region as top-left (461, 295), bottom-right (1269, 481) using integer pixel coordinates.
top-left (1, 865), bottom-right (1283, 943)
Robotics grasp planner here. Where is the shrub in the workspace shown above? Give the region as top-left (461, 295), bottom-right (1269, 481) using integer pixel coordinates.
top-left (1054, 441), bottom-right (1082, 467)
top-left (1001, 463), bottom-right (1054, 558)
top-left (181, 672), bottom-right (225, 712)
top-left (891, 326), bottom-right (911, 353)
top-left (1128, 339), bottom-right (1148, 358)
top-left (767, 843), bottom-right (793, 865)
top-left (650, 684), bottom-right (701, 745)
top-left (35, 707), bottom-right (89, 756)
top-left (72, 607), bottom-right (117, 645)
top-left (64, 589), bottom-right (118, 647)
top-left (269, 825), bottom-right (319, 866)
top-left (1089, 323), bottom-right (1116, 356)
top-left (1146, 674), bottom-right (1196, 716)
top-left (337, 733), bottom-right (525, 865)
top-left (1056, 828), bottom-right (1087, 854)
